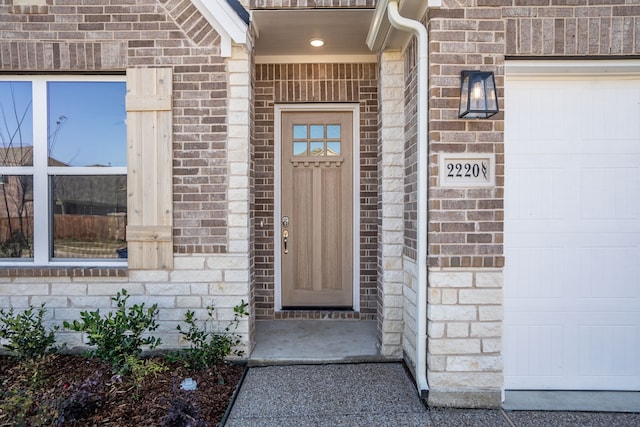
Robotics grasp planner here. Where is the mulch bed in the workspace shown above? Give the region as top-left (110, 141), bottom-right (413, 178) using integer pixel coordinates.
top-left (0, 354), bottom-right (244, 426)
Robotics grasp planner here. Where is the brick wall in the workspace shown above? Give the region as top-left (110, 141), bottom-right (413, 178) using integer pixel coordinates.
top-left (415, 0), bottom-right (640, 407)
top-left (0, 0), bottom-right (232, 255)
top-left (252, 63), bottom-right (379, 320)
top-left (0, 0), bottom-right (253, 351)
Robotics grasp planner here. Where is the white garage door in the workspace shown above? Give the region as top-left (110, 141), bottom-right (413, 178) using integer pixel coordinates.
top-left (504, 66), bottom-right (640, 390)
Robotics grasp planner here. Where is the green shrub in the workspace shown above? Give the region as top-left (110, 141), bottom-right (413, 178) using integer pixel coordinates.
top-left (0, 304), bottom-right (58, 360)
top-left (170, 301), bottom-right (248, 371)
top-left (63, 289), bottom-right (161, 374)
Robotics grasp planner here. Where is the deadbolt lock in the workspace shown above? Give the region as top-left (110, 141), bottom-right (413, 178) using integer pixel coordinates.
top-left (282, 216), bottom-right (289, 227)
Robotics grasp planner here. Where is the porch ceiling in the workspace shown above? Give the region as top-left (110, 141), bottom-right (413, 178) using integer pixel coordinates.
top-left (252, 9), bottom-right (376, 63)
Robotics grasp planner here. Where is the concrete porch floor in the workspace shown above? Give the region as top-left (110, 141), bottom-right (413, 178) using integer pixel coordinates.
top-left (249, 320), bottom-right (387, 366)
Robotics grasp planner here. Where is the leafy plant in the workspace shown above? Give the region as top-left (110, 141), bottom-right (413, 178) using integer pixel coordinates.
top-left (170, 300), bottom-right (248, 371)
top-left (161, 395), bottom-right (204, 427)
top-left (124, 355), bottom-right (168, 398)
top-left (63, 289), bottom-right (161, 374)
top-left (0, 304), bottom-right (58, 360)
top-left (56, 371), bottom-right (105, 425)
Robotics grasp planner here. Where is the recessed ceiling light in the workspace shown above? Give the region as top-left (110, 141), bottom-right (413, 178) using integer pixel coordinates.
top-left (310, 38), bottom-right (325, 47)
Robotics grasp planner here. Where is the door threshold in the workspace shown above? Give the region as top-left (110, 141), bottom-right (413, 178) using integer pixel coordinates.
top-left (274, 309), bottom-right (368, 320)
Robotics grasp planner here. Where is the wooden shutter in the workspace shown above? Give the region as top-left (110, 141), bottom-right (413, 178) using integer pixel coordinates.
top-left (126, 67), bottom-right (173, 269)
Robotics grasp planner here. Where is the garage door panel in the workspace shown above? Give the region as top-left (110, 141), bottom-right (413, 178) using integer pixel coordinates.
top-left (578, 325), bottom-right (639, 377)
top-left (505, 74), bottom-right (640, 390)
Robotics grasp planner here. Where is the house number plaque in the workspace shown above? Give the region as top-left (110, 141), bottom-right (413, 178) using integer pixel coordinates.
top-left (439, 154), bottom-right (495, 187)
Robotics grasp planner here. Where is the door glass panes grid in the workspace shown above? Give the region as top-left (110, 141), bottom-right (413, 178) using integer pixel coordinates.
top-left (293, 124), bottom-right (341, 157)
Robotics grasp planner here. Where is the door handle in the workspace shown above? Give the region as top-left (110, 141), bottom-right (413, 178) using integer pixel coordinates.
top-left (283, 230), bottom-right (289, 254)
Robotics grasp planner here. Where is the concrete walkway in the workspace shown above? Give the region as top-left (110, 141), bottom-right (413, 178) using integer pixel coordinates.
top-left (224, 363), bottom-right (640, 427)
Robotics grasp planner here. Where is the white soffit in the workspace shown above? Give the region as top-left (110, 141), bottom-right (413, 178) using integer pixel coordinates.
top-left (252, 9), bottom-right (376, 63)
top-left (191, 0), bottom-right (248, 57)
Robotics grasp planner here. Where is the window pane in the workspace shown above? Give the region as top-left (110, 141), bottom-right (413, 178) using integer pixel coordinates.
top-left (326, 124), bottom-right (340, 139)
top-left (310, 142), bottom-right (324, 156)
top-left (48, 82), bottom-right (126, 167)
top-left (309, 125), bottom-right (324, 139)
top-left (51, 175), bottom-right (127, 259)
top-left (0, 175), bottom-right (34, 258)
top-left (327, 142), bottom-right (341, 156)
top-left (293, 125), bottom-right (307, 139)
top-left (0, 82), bottom-right (33, 166)
top-left (293, 142), bottom-right (307, 156)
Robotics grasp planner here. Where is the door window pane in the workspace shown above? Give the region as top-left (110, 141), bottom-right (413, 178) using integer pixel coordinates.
top-left (48, 82), bottom-right (126, 167)
top-left (0, 175), bottom-right (34, 258)
top-left (309, 125), bottom-right (324, 139)
top-left (293, 125), bottom-right (307, 139)
top-left (326, 124), bottom-right (340, 139)
top-left (327, 142), bottom-right (341, 156)
top-left (293, 142), bottom-right (307, 156)
top-left (51, 175), bottom-right (127, 259)
top-left (310, 142), bottom-right (324, 156)
top-left (0, 82), bottom-right (33, 167)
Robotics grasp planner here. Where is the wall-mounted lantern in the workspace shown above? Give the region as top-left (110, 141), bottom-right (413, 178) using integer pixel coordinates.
top-left (458, 70), bottom-right (499, 119)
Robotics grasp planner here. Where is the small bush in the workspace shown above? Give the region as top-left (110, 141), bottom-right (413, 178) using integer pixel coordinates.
top-left (161, 395), bottom-right (204, 427)
top-left (63, 289), bottom-right (161, 374)
top-left (170, 300), bottom-right (248, 371)
top-left (0, 304), bottom-right (58, 360)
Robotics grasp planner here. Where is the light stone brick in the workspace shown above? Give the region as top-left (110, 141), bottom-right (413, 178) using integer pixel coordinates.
top-left (227, 239), bottom-right (249, 254)
top-left (54, 308), bottom-right (90, 320)
top-left (87, 283), bottom-right (144, 296)
top-left (68, 296), bottom-right (112, 308)
top-left (228, 227), bottom-right (249, 240)
top-left (475, 271), bottom-right (503, 288)
top-left (458, 289), bottom-right (502, 305)
top-left (170, 270), bottom-right (222, 283)
top-left (442, 289), bottom-right (458, 304)
top-left (382, 332), bottom-right (402, 345)
top-left (429, 304), bottom-right (477, 321)
top-left (28, 296), bottom-right (67, 308)
top-left (447, 323), bottom-right (469, 338)
top-left (177, 296), bottom-right (202, 308)
top-left (479, 305), bottom-right (503, 321)
top-left (428, 354), bottom-right (447, 371)
top-left (8, 297), bottom-right (29, 308)
top-left (429, 271), bottom-right (474, 288)
top-left (471, 322), bottom-right (502, 338)
top-left (384, 306), bottom-right (403, 321)
top-left (446, 355), bottom-right (503, 372)
top-left (429, 288), bottom-right (442, 303)
top-left (203, 295), bottom-right (247, 309)
top-left (482, 338), bottom-right (502, 353)
top-left (428, 372), bottom-right (503, 389)
top-left (209, 282), bottom-right (249, 295)
top-left (0, 283), bottom-right (48, 295)
top-left (51, 283), bottom-right (87, 296)
top-left (429, 338), bottom-right (481, 355)
top-left (382, 319), bottom-right (403, 333)
top-left (146, 282), bottom-right (190, 295)
top-left (190, 283), bottom-right (209, 295)
top-left (428, 321), bottom-right (445, 338)
top-left (127, 296), bottom-right (175, 309)
top-left (128, 270), bottom-right (170, 282)
top-left (206, 256), bottom-right (249, 270)
top-left (228, 214), bottom-right (248, 227)
top-left (224, 269), bottom-right (250, 282)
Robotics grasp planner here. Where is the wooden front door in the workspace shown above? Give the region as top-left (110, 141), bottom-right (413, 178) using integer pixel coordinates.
top-left (281, 111), bottom-right (353, 308)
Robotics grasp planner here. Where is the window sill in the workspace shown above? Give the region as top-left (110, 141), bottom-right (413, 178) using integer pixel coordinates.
top-left (0, 267), bottom-right (128, 278)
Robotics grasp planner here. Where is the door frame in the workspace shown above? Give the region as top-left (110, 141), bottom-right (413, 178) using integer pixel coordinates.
top-left (274, 103), bottom-right (361, 311)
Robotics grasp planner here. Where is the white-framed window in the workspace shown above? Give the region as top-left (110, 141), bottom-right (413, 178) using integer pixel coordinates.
top-left (0, 75), bottom-right (127, 266)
